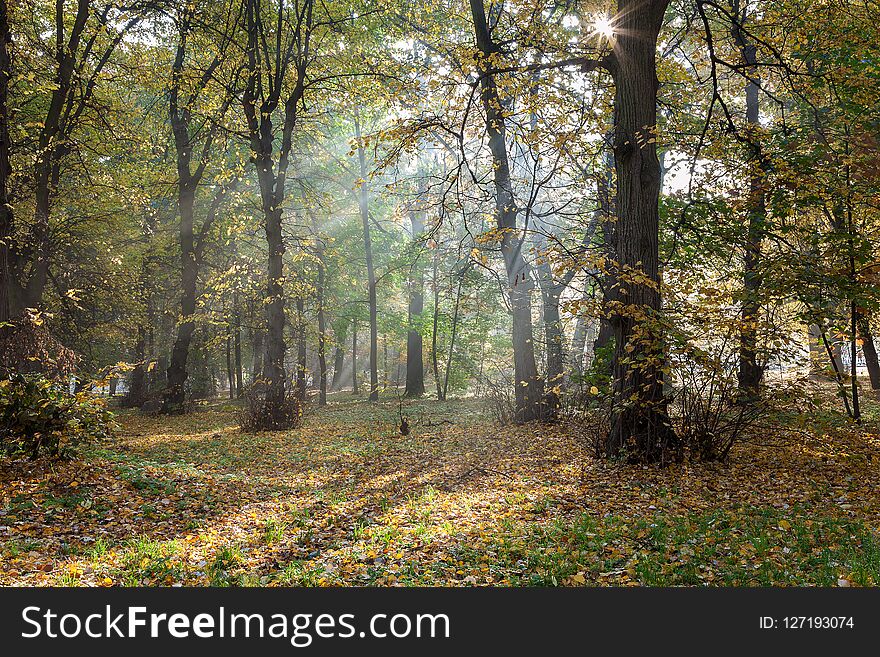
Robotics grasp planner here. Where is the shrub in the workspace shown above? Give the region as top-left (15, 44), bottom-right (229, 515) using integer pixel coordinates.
top-left (669, 344), bottom-right (761, 462)
top-left (0, 374), bottom-right (116, 459)
top-left (0, 311), bottom-right (78, 379)
top-left (237, 382), bottom-right (302, 432)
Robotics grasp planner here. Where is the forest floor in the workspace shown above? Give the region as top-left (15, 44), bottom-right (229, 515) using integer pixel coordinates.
top-left (2, 390), bottom-right (880, 587)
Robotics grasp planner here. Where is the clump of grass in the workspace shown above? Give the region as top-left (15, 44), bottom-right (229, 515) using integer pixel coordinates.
top-left (262, 518), bottom-right (286, 545)
top-left (208, 544), bottom-right (244, 586)
top-left (115, 536), bottom-right (184, 586)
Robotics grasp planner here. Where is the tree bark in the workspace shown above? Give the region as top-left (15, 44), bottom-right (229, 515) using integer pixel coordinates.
top-left (0, 0), bottom-right (11, 323)
top-left (226, 334), bottom-right (234, 399)
top-left (431, 243), bottom-right (444, 400)
top-left (732, 2), bottom-right (766, 398)
top-left (858, 319), bottom-right (880, 390)
top-left (404, 207), bottom-right (426, 397)
top-left (295, 296), bottom-right (307, 399)
top-left (233, 296), bottom-right (243, 397)
top-left (351, 321), bottom-right (359, 394)
top-left (469, 0), bottom-right (544, 422)
top-left (331, 323), bottom-right (347, 390)
top-left (316, 256), bottom-right (328, 405)
top-left (355, 115), bottom-right (379, 402)
top-left (604, 0), bottom-right (679, 462)
top-left (251, 327), bottom-right (264, 384)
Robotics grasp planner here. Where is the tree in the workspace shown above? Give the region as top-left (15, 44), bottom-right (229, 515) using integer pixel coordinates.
top-left (602, 0), bottom-right (679, 461)
top-left (404, 199), bottom-right (426, 397)
top-left (241, 0), bottom-right (314, 425)
top-left (469, 0), bottom-right (544, 422)
top-left (164, 3), bottom-right (239, 411)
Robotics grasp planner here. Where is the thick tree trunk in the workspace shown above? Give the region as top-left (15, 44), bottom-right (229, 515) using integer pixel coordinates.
top-left (404, 207), bottom-right (426, 397)
top-left (604, 0), bottom-right (678, 462)
top-left (263, 200), bottom-right (288, 412)
top-left (127, 326), bottom-right (148, 407)
top-left (355, 116), bottom-right (379, 401)
top-left (164, 185), bottom-right (198, 411)
top-left (470, 0), bottom-right (543, 422)
top-left (331, 323), bottom-right (347, 390)
top-left (331, 346), bottom-right (345, 389)
top-left (534, 252), bottom-right (565, 414)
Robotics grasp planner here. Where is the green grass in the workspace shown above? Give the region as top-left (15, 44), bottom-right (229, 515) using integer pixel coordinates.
top-left (208, 544), bottom-right (245, 586)
top-left (113, 536), bottom-right (185, 586)
top-left (491, 506), bottom-right (880, 586)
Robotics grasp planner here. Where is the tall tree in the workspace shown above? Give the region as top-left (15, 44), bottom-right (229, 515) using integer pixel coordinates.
top-left (602, 0), bottom-right (679, 461)
top-left (469, 0), bottom-right (544, 422)
top-left (164, 4), bottom-right (238, 411)
top-left (241, 0), bottom-right (314, 424)
top-left (731, 0), bottom-right (766, 399)
top-left (354, 114), bottom-right (379, 402)
top-left (404, 202), bottom-right (426, 397)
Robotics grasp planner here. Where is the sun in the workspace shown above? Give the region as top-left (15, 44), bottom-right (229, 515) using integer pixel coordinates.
top-left (592, 16), bottom-right (615, 38)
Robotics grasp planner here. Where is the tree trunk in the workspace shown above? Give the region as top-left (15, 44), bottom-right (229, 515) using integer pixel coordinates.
top-left (0, 0), bottom-right (11, 323)
top-left (858, 319), bottom-right (880, 390)
top-left (404, 207), bottom-right (426, 397)
top-left (355, 115), bottom-right (379, 401)
top-left (127, 326), bottom-right (148, 407)
top-left (241, 0), bottom-right (313, 427)
top-left (351, 321), bottom-right (359, 394)
top-left (251, 328), bottom-right (264, 384)
top-left (233, 300), bottom-right (243, 398)
top-left (295, 296), bottom-right (307, 399)
top-left (442, 275), bottom-right (464, 400)
top-left (470, 0), bottom-right (543, 422)
top-left (534, 251), bottom-right (565, 414)
top-left (317, 258), bottom-right (328, 405)
top-left (164, 185), bottom-right (198, 411)
top-left (431, 243), bottom-right (444, 400)
top-left (570, 288), bottom-right (591, 377)
top-left (226, 334), bottom-right (234, 399)
top-left (732, 3), bottom-right (765, 398)
top-left (331, 323), bottom-right (347, 390)
top-left (604, 0), bottom-right (678, 462)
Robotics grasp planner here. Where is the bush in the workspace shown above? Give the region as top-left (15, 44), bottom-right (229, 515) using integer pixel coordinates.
top-left (237, 382), bottom-right (303, 432)
top-left (670, 345), bottom-right (761, 462)
top-left (0, 311), bottom-right (79, 379)
top-left (0, 374), bottom-right (117, 458)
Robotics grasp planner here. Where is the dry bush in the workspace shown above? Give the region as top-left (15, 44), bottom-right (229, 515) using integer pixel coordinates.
top-left (0, 311), bottom-right (78, 380)
top-left (237, 381), bottom-right (303, 432)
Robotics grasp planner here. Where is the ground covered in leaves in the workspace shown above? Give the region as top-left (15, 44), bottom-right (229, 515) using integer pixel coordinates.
top-left (2, 392), bottom-right (880, 586)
